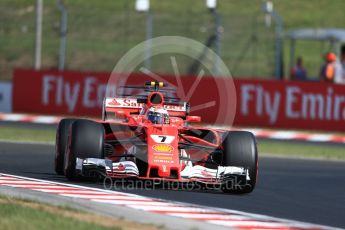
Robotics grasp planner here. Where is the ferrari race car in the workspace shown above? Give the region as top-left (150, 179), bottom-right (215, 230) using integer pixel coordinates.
top-left (55, 81), bottom-right (258, 193)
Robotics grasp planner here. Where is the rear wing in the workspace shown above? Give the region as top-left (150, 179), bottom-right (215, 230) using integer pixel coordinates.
top-left (102, 97), bottom-right (189, 120)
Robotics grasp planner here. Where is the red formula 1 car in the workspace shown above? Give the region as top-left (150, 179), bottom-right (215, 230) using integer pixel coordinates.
top-left (55, 81), bottom-right (258, 193)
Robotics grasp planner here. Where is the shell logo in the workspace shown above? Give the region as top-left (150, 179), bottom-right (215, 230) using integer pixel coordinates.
top-left (152, 144), bottom-right (174, 153)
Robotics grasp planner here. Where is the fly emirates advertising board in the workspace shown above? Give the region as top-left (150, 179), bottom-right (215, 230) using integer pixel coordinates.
top-left (12, 69), bottom-right (345, 131)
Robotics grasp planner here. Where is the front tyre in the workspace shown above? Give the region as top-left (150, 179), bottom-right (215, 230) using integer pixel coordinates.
top-left (221, 131), bottom-right (258, 194)
top-left (64, 119), bottom-right (104, 180)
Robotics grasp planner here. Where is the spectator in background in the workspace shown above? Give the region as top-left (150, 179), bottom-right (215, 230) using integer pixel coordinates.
top-left (319, 52), bottom-right (344, 84)
top-left (290, 57), bottom-right (307, 81)
top-left (341, 46), bottom-right (345, 81)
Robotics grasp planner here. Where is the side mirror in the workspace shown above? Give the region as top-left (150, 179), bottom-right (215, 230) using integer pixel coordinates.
top-left (186, 116), bottom-right (201, 123)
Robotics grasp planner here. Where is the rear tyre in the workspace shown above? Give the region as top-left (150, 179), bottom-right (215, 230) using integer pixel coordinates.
top-left (55, 118), bottom-right (76, 175)
top-left (64, 119), bottom-right (104, 180)
top-left (221, 131), bottom-right (258, 194)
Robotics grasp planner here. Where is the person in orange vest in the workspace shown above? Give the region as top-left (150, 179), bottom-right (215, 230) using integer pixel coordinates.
top-left (290, 56), bottom-right (307, 81)
top-left (319, 52), bottom-right (343, 83)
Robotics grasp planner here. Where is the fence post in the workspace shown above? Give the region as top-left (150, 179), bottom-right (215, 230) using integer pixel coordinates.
top-left (34, 0), bottom-right (43, 70)
top-left (57, 0), bottom-right (68, 71)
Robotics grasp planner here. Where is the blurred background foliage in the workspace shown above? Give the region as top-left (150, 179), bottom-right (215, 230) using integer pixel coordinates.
top-left (0, 0), bottom-right (345, 80)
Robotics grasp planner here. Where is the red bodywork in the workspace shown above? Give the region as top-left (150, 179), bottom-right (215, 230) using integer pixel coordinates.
top-left (98, 90), bottom-right (226, 182)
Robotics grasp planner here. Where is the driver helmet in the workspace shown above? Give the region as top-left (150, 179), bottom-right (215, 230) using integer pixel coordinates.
top-left (147, 107), bottom-right (170, 124)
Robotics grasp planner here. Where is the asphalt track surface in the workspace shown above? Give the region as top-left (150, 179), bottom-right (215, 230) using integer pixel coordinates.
top-left (0, 140), bottom-right (345, 228)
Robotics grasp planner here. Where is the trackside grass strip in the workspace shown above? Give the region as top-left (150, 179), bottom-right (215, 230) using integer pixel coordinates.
top-left (0, 195), bottom-right (164, 230)
top-left (0, 124), bottom-right (344, 160)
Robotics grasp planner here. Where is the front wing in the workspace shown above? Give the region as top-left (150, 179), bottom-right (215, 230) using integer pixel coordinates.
top-left (76, 158), bottom-right (249, 185)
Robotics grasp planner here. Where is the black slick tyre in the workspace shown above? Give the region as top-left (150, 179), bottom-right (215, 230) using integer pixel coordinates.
top-left (64, 119), bottom-right (104, 180)
top-left (221, 131), bottom-right (258, 194)
top-left (55, 118), bottom-right (76, 175)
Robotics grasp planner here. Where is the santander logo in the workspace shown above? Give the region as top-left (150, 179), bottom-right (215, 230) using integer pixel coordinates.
top-left (108, 99), bottom-right (121, 106)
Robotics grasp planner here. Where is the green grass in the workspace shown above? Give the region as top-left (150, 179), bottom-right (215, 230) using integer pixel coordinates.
top-left (0, 124), bottom-right (344, 160)
top-left (259, 139), bottom-right (345, 160)
top-left (0, 196), bottom-right (120, 230)
top-left (1, 0), bottom-right (345, 80)
top-left (0, 125), bottom-right (55, 143)
top-left (0, 195), bottom-right (163, 230)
